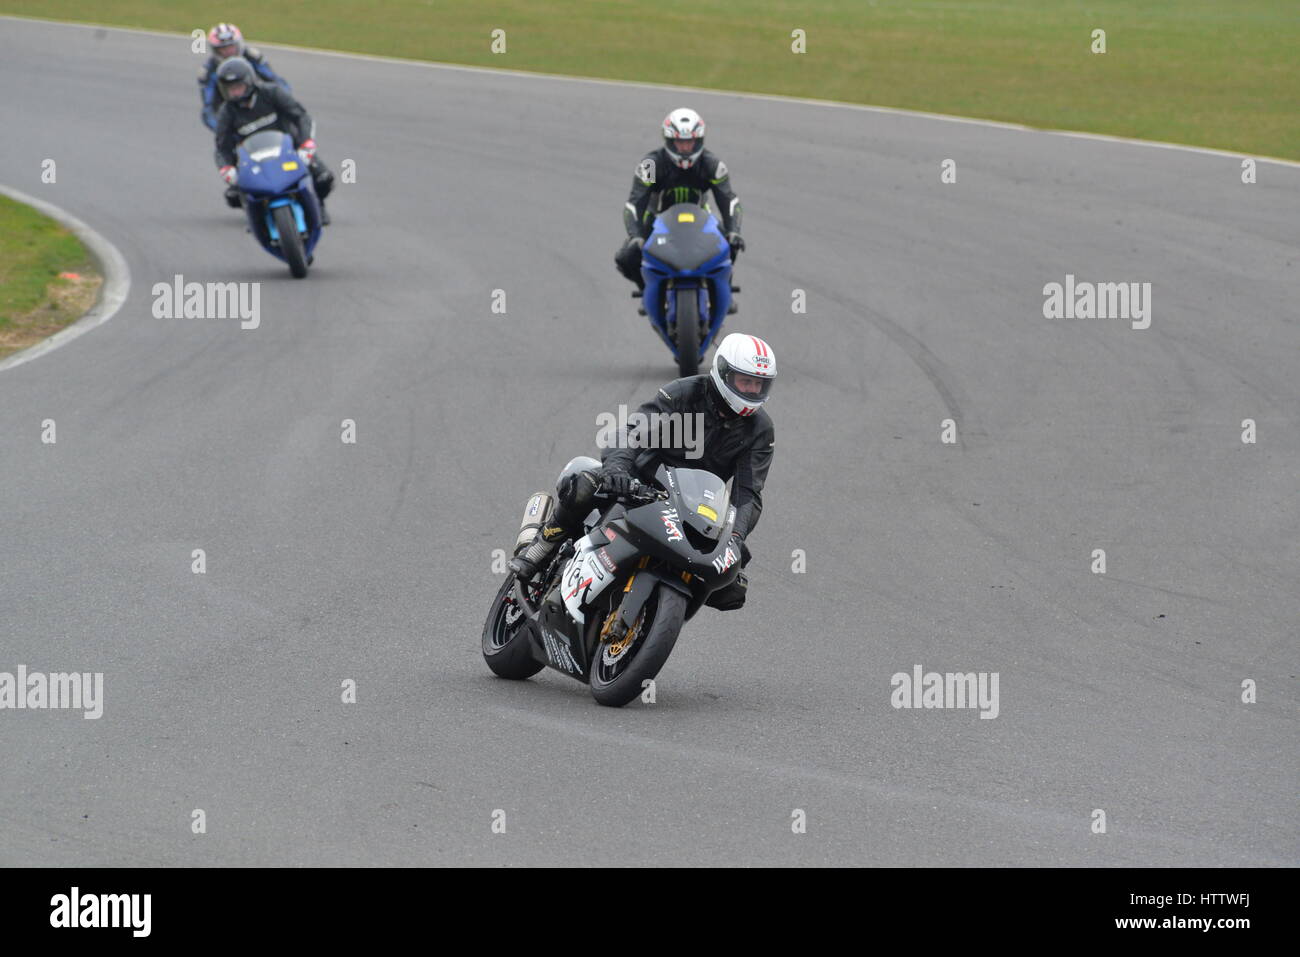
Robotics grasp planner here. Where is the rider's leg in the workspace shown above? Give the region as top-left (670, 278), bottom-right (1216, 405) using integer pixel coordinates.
top-left (308, 157), bottom-right (334, 225)
top-left (614, 237), bottom-right (646, 291)
top-left (309, 157), bottom-right (334, 200)
top-left (508, 456), bottom-right (602, 579)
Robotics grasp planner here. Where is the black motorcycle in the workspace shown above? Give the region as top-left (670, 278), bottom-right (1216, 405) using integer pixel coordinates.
top-left (482, 465), bottom-right (742, 707)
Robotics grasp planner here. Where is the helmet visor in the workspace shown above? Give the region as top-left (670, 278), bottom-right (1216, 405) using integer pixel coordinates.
top-left (722, 368), bottom-right (774, 403)
top-left (215, 42), bottom-right (241, 59)
top-left (219, 78), bottom-right (250, 100)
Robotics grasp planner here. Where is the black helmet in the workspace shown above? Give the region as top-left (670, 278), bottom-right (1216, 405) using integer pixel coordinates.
top-left (216, 56), bottom-right (257, 105)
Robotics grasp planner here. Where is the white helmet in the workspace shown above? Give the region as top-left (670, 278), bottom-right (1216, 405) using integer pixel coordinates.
top-left (710, 333), bottom-right (776, 417)
top-left (663, 108), bottom-right (706, 169)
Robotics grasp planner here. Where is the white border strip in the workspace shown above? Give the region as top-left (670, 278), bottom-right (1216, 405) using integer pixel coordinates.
top-left (5, 13), bottom-right (1299, 171)
top-left (0, 184), bottom-right (131, 373)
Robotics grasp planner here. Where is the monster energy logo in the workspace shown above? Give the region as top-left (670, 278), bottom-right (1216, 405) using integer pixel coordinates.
top-left (672, 186), bottom-right (695, 203)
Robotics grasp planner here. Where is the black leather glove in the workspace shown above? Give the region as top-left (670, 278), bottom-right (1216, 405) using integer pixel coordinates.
top-left (727, 233), bottom-right (745, 260)
top-left (600, 466), bottom-right (634, 497)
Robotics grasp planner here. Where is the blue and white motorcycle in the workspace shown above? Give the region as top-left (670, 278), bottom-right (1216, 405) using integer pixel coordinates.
top-left (635, 202), bottom-right (738, 377)
top-left (234, 130), bottom-right (322, 278)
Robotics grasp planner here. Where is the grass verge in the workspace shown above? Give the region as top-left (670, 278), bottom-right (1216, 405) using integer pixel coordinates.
top-left (0, 194), bottom-right (101, 361)
top-left (2, 0), bottom-right (1297, 159)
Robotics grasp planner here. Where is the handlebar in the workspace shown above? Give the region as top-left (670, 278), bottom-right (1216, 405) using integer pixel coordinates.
top-left (598, 476), bottom-right (664, 504)
top-left (629, 479), bottom-right (662, 503)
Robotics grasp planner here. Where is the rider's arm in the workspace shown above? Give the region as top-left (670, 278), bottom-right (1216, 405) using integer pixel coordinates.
top-left (246, 47), bottom-right (291, 92)
top-left (600, 380), bottom-right (685, 474)
top-left (267, 86), bottom-right (315, 146)
top-left (704, 153), bottom-right (742, 235)
top-left (213, 105), bottom-right (238, 167)
top-left (624, 152), bottom-right (660, 239)
top-left (198, 63), bottom-right (219, 131)
top-left (731, 417), bottom-right (774, 538)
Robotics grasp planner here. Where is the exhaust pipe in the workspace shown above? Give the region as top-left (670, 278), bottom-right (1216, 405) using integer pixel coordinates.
top-left (513, 491), bottom-right (554, 554)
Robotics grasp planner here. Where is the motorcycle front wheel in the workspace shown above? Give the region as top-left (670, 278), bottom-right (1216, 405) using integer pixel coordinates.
top-left (588, 583), bottom-right (687, 707)
top-left (673, 288), bottom-right (701, 377)
top-left (272, 204), bottom-right (309, 279)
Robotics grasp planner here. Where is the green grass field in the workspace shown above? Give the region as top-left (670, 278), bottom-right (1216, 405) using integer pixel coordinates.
top-left (0, 196), bottom-right (99, 359)
top-left (2, 1), bottom-right (1297, 159)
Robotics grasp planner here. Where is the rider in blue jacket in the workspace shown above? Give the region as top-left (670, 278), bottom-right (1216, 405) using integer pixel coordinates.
top-left (198, 23), bottom-right (291, 131)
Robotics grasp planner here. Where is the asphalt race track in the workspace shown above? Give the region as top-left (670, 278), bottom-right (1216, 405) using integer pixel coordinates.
top-left (1, 18), bottom-right (1296, 867)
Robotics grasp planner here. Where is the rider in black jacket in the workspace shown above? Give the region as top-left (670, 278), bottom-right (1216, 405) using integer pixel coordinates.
top-left (615, 108), bottom-right (744, 291)
top-left (509, 333), bottom-right (776, 611)
top-left (212, 57), bottom-right (334, 218)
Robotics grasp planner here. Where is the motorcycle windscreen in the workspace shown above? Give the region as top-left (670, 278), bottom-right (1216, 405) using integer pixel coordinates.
top-left (240, 130), bottom-right (291, 162)
top-left (645, 203), bottom-right (728, 272)
top-left (661, 466), bottom-right (730, 539)
top-left (237, 131), bottom-right (305, 194)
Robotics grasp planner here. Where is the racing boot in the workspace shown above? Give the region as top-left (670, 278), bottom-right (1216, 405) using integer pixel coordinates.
top-left (507, 520), bottom-right (568, 580)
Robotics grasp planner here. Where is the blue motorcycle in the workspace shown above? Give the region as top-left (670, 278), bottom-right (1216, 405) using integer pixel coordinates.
top-left (636, 203), bottom-right (738, 377)
top-left (234, 130), bottom-right (322, 279)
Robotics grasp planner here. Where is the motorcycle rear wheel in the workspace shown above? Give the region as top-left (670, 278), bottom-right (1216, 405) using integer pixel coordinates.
top-left (482, 577), bottom-right (545, 680)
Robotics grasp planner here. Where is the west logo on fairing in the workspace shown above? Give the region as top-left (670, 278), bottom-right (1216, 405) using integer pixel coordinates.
top-left (711, 544), bottom-right (738, 574)
top-left (564, 576), bottom-right (593, 602)
top-left (661, 507), bottom-right (683, 542)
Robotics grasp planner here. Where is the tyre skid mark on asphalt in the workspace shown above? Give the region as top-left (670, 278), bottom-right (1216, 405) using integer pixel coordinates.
top-left (484, 700), bottom-right (1287, 863)
top-left (814, 286), bottom-right (973, 452)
